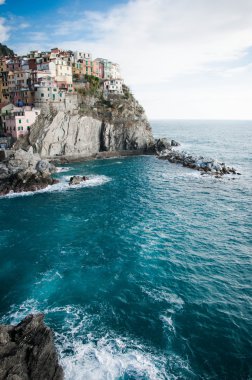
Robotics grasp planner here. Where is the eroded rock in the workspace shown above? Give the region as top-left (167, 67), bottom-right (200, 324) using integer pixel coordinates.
top-left (0, 314), bottom-right (63, 380)
top-left (0, 149), bottom-right (58, 196)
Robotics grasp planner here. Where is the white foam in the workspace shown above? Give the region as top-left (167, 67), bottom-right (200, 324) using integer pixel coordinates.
top-left (160, 315), bottom-right (176, 334)
top-left (141, 286), bottom-right (184, 311)
top-left (56, 167), bottom-right (73, 173)
top-left (1, 175), bottom-right (111, 199)
top-left (1, 301), bottom-right (193, 380)
top-left (54, 327), bottom-right (172, 380)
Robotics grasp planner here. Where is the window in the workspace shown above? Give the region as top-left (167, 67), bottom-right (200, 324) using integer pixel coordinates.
top-left (19, 119), bottom-right (21, 123)
top-left (26, 119), bottom-right (29, 123)
top-left (27, 126), bottom-right (30, 131)
top-left (41, 93), bottom-right (44, 97)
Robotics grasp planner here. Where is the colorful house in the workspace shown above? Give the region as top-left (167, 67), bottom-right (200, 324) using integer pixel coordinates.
top-left (3, 106), bottom-right (40, 139)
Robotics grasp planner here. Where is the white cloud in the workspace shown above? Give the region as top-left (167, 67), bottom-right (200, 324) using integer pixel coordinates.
top-left (12, 0), bottom-right (252, 118)
top-left (0, 0), bottom-right (5, 5)
top-left (0, 17), bottom-right (9, 42)
top-left (19, 22), bottom-right (30, 29)
top-left (53, 0), bottom-right (252, 118)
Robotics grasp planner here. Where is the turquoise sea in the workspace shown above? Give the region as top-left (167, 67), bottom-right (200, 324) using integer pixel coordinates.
top-left (0, 120), bottom-right (252, 380)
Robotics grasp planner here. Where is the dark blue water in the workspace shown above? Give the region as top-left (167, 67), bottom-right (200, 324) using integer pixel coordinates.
top-left (0, 120), bottom-right (252, 380)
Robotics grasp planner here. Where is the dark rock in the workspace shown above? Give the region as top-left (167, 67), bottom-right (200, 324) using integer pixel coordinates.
top-left (171, 139), bottom-right (180, 147)
top-left (69, 175), bottom-right (89, 186)
top-left (0, 314), bottom-right (63, 380)
top-left (148, 138), bottom-right (179, 154)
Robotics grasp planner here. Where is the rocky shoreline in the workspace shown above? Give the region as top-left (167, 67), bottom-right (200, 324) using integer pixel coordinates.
top-left (0, 148), bottom-right (58, 196)
top-left (0, 137), bottom-right (241, 196)
top-left (0, 314), bottom-right (63, 380)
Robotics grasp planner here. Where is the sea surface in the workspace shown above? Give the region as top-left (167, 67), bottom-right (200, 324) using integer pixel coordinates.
top-left (0, 120), bottom-right (252, 380)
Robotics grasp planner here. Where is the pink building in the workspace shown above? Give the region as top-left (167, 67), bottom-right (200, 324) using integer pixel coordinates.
top-left (93, 59), bottom-right (104, 79)
top-left (4, 106), bottom-right (40, 139)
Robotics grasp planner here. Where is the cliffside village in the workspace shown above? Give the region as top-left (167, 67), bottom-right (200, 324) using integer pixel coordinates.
top-left (0, 48), bottom-right (123, 148)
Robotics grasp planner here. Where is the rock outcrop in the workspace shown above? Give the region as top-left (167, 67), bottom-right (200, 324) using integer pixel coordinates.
top-left (158, 149), bottom-right (240, 176)
top-left (17, 91), bottom-right (154, 159)
top-left (69, 175), bottom-right (89, 185)
top-left (0, 314), bottom-right (63, 380)
top-left (151, 138), bottom-right (180, 154)
top-left (0, 148), bottom-right (57, 195)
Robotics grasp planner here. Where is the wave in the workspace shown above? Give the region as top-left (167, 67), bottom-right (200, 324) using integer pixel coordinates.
top-left (1, 175), bottom-right (111, 199)
top-left (57, 334), bottom-right (168, 380)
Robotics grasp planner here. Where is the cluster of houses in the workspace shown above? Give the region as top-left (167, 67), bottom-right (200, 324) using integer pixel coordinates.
top-left (0, 47), bottom-right (124, 142)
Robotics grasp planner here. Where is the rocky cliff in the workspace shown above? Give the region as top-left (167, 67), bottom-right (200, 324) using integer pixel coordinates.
top-left (20, 87), bottom-right (154, 159)
top-left (0, 314), bottom-right (63, 380)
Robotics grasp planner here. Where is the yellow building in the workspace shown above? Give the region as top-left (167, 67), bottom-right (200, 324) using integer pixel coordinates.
top-left (0, 59), bottom-right (9, 103)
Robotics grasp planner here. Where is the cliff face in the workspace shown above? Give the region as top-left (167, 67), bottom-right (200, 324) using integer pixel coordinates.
top-left (0, 314), bottom-right (63, 380)
top-left (24, 90), bottom-right (154, 159)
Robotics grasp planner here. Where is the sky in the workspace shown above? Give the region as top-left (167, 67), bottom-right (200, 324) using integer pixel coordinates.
top-left (0, 0), bottom-right (252, 120)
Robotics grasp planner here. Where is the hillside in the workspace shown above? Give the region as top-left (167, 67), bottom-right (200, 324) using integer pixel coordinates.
top-left (0, 43), bottom-right (14, 57)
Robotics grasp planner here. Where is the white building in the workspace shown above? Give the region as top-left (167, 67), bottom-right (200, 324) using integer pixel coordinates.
top-left (104, 79), bottom-right (124, 95)
top-left (49, 60), bottom-right (72, 85)
top-left (74, 51), bottom-right (92, 61)
top-left (111, 63), bottom-right (121, 79)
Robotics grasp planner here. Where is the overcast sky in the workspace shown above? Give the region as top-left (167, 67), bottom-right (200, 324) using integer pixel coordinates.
top-left (1, 0), bottom-right (252, 120)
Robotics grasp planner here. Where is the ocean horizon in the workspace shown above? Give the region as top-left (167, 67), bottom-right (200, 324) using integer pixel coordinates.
top-left (0, 119), bottom-right (251, 380)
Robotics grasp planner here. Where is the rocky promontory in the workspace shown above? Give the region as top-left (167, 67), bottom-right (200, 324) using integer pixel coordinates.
top-left (16, 86), bottom-right (154, 160)
top-left (0, 314), bottom-right (63, 380)
top-left (0, 148), bottom-right (57, 196)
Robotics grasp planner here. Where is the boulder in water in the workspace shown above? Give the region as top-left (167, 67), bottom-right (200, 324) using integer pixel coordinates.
top-left (69, 175), bottom-right (89, 185)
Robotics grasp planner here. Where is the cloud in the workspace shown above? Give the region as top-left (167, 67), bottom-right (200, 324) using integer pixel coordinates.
top-left (10, 0), bottom-right (252, 118)
top-left (0, 0), bottom-right (5, 5)
top-left (55, 0), bottom-right (252, 85)
top-left (19, 22), bottom-right (30, 29)
top-left (0, 17), bottom-right (9, 42)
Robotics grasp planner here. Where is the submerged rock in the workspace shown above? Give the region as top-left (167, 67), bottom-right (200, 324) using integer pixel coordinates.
top-left (0, 314), bottom-right (63, 380)
top-left (0, 148), bottom-right (58, 196)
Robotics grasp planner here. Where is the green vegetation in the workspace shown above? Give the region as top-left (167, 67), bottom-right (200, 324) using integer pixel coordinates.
top-left (0, 43), bottom-right (14, 57)
top-left (122, 84), bottom-right (133, 100)
top-left (77, 74), bottom-right (101, 96)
